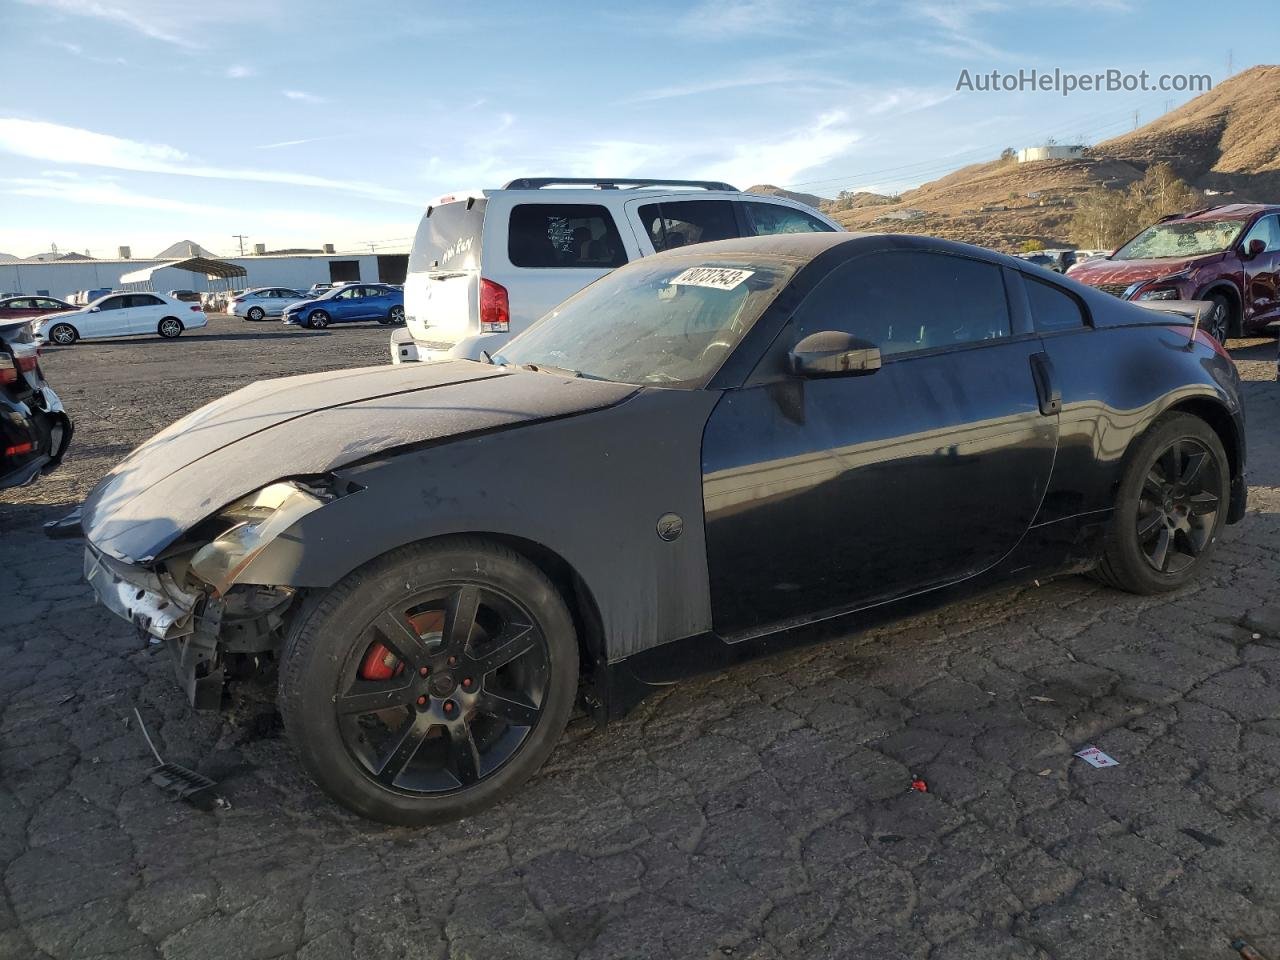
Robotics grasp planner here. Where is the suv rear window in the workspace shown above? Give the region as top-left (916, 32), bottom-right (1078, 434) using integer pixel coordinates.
top-left (638, 200), bottom-right (740, 252)
top-left (508, 203), bottom-right (627, 269)
top-left (742, 201), bottom-right (831, 235)
top-left (409, 199), bottom-right (487, 273)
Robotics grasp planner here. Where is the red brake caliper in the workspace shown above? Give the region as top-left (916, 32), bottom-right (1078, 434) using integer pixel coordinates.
top-left (358, 611), bottom-right (445, 680)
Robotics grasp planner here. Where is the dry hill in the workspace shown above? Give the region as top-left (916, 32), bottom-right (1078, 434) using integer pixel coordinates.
top-left (827, 65), bottom-right (1280, 250)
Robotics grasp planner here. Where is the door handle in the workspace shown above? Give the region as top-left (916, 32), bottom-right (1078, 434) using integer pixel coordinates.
top-left (1030, 352), bottom-right (1061, 416)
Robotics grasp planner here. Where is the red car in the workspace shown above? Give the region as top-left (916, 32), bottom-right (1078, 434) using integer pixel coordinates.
top-left (0, 295), bottom-right (74, 319)
top-left (1066, 203), bottom-right (1280, 341)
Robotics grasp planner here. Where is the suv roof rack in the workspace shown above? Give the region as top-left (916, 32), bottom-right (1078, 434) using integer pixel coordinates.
top-left (502, 177), bottom-right (739, 192)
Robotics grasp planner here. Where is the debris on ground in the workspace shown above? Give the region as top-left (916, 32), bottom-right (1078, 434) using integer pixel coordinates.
top-left (1074, 746), bottom-right (1119, 768)
top-left (910, 776), bottom-right (928, 793)
top-left (1029, 695), bottom-right (1055, 703)
top-left (1232, 938), bottom-right (1270, 960)
top-left (133, 708), bottom-right (223, 809)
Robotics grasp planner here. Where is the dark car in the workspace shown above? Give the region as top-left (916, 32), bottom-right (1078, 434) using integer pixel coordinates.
top-left (1067, 202), bottom-right (1280, 341)
top-left (0, 295), bottom-right (74, 319)
top-left (1, 318), bottom-right (72, 488)
top-left (282, 283), bottom-right (405, 329)
top-left (62, 233), bottom-right (1246, 824)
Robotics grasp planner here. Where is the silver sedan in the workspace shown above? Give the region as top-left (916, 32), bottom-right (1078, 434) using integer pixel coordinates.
top-left (229, 287), bottom-right (308, 320)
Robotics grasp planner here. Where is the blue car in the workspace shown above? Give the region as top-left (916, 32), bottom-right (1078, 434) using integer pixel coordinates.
top-left (282, 283), bottom-right (405, 329)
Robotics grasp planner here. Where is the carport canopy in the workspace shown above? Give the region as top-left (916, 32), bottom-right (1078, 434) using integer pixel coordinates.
top-left (119, 256), bottom-right (248, 287)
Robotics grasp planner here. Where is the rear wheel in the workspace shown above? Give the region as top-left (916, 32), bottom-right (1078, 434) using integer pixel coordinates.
top-left (247, 306), bottom-right (265, 321)
top-left (278, 538), bottom-right (578, 825)
top-left (48, 323), bottom-right (78, 346)
top-left (386, 305), bottom-right (405, 325)
top-left (157, 317), bottom-right (183, 339)
top-left (307, 310), bottom-right (330, 329)
top-left (1095, 413), bottom-right (1229, 594)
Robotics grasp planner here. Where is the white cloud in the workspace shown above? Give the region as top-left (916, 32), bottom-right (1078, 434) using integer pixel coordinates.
top-left (702, 109), bottom-right (863, 187)
top-left (283, 90), bottom-right (326, 104)
top-left (18, 0), bottom-right (266, 48)
top-left (226, 64), bottom-right (254, 79)
top-left (0, 118), bottom-right (416, 205)
top-left (677, 0), bottom-right (811, 37)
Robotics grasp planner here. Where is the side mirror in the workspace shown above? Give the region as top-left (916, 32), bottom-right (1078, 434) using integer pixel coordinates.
top-left (89, 306), bottom-right (101, 312)
top-left (1243, 238), bottom-right (1266, 260)
top-left (789, 331), bottom-right (881, 378)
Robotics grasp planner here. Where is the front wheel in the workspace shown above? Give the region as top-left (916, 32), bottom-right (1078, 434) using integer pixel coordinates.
top-left (1205, 293), bottom-right (1235, 344)
top-left (48, 323), bottom-right (78, 345)
top-left (278, 538), bottom-right (578, 825)
top-left (1094, 413), bottom-right (1230, 595)
top-left (307, 310), bottom-right (330, 329)
top-left (158, 317), bottom-right (183, 339)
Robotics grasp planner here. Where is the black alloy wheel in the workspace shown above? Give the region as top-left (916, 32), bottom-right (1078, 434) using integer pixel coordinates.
top-left (1134, 436), bottom-right (1222, 574)
top-left (336, 585), bottom-right (550, 794)
top-left (279, 539), bottom-right (577, 824)
top-left (1095, 413), bottom-right (1230, 594)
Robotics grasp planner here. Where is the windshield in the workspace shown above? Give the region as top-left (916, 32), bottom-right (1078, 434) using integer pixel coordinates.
top-left (493, 253), bottom-right (798, 388)
top-left (1113, 219), bottom-right (1245, 260)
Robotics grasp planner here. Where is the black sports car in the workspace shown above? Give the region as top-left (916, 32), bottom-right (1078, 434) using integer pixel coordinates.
top-left (64, 233), bottom-right (1246, 824)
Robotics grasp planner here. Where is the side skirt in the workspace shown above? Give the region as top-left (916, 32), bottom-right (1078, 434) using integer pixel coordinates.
top-left (602, 511), bottom-right (1109, 721)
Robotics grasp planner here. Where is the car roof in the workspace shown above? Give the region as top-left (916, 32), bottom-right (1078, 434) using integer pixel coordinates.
top-left (1172, 203), bottom-right (1280, 222)
top-left (643, 231), bottom-right (1028, 270)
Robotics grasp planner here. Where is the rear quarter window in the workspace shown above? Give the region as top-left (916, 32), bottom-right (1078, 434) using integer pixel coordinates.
top-left (1026, 277), bottom-right (1088, 331)
top-left (507, 203), bottom-right (627, 269)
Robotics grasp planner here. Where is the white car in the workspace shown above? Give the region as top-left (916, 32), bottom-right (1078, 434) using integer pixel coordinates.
top-left (37, 292), bottom-right (207, 345)
top-left (229, 287), bottom-right (308, 320)
top-left (391, 177), bottom-right (843, 363)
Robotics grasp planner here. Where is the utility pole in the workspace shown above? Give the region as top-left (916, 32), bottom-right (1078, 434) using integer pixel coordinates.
top-left (1132, 109), bottom-right (1140, 130)
top-left (232, 234), bottom-right (248, 256)
top-left (1227, 49), bottom-right (1233, 77)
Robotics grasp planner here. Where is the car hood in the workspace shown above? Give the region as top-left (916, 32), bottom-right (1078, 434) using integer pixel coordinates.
top-left (1067, 252), bottom-right (1225, 287)
top-left (81, 360), bottom-right (638, 562)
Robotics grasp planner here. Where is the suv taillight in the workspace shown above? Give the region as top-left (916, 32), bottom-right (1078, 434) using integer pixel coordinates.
top-left (479, 279), bottom-right (509, 333)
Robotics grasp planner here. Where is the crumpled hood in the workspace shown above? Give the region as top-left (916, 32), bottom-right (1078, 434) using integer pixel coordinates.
top-left (1067, 252), bottom-right (1225, 287)
top-left (82, 360), bottom-right (637, 562)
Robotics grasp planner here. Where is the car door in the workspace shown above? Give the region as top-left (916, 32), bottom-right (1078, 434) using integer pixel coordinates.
top-left (125, 294), bottom-right (166, 334)
top-left (1240, 214), bottom-right (1280, 325)
top-left (701, 248), bottom-right (1059, 638)
top-left (88, 295), bottom-right (132, 337)
top-left (329, 286), bottom-right (362, 322)
top-left (2, 299), bottom-right (36, 318)
top-left (357, 286), bottom-right (387, 319)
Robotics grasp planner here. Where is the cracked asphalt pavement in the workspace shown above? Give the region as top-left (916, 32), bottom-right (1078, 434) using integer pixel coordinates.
top-left (2, 315), bottom-right (1280, 960)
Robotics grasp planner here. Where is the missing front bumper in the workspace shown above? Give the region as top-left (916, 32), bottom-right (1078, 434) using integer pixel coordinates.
top-left (83, 546), bottom-right (201, 640)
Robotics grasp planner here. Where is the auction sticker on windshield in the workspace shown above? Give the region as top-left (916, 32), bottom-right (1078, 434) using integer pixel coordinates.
top-left (670, 267), bottom-right (755, 290)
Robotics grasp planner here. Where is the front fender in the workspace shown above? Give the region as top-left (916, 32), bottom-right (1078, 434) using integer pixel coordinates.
top-left (237, 388), bottom-right (722, 661)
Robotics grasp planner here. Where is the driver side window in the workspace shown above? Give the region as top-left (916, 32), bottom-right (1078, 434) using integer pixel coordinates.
top-left (1242, 215), bottom-right (1280, 253)
top-left (789, 250), bottom-right (1012, 358)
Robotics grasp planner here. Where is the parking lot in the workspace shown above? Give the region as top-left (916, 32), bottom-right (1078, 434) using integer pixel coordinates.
top-left (3, 314), bottom-right (1280, 960)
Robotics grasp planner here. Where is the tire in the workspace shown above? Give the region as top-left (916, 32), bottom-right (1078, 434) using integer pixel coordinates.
top-left (387, 305), bottom-right (405, 325)
top-left (157, 317), bottom-right (184, 339)
top-left (307, 310), bottom-right (330, 329)
top-left (1205, 293), bottom-right (1236, 343)
top-left (247, 306), bottom-right (265, 321)
top-left (1094, 413), bottom-right (1230, 595)
top-left (278, 537), bottom-right (578, 825)
top-left (47, 323), bottom-right (78, 346)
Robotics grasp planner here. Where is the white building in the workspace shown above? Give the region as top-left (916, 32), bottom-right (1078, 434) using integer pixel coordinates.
top-left (1016, 145), bottom-right (1086, 163)
top-left (0, 252), bottom-right (409, 299)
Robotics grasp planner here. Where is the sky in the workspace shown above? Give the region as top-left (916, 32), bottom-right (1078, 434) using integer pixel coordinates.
top-left (0, 0), bottom-right (1268, 259)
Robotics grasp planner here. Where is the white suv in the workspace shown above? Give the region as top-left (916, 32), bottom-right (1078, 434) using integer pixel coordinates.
top-left (391, 177), bottom-right (842, 363)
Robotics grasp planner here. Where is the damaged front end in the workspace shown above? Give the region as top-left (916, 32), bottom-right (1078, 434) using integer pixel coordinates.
top-left (75, 478), bottom-right (344, 710)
